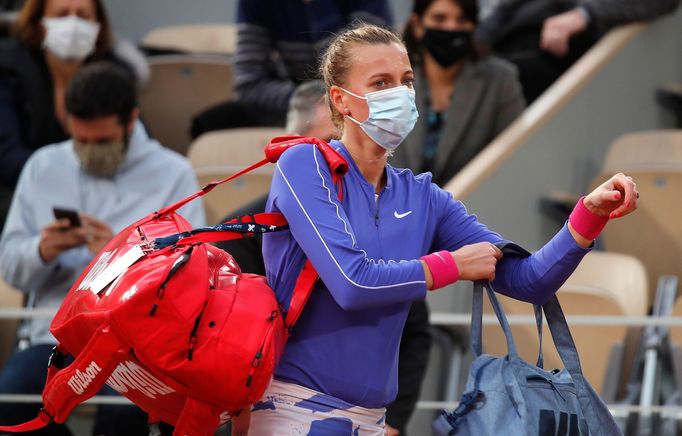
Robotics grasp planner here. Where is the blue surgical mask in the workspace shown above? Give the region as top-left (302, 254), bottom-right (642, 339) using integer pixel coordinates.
top-left (341, 86), bottom-right (419, 151)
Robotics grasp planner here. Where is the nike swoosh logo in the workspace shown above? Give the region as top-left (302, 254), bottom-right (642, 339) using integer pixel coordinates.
top-left (394, 211), bottom-right (413, 219)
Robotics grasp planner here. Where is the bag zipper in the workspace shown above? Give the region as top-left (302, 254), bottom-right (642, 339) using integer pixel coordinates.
top-left (245, 310), bottom-right (279, 388)
top-left (525, 374), bottom-right (569, 401)
top-left (149, 245), bottom-right (195, 316)
top-left (187, 301), bottom-right (207, 361)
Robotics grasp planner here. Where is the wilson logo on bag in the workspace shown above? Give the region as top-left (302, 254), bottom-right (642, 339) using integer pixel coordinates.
top-left (0, 136), bottom-right (348, 436)
top-left (67, 361), bottom-right (102, 395)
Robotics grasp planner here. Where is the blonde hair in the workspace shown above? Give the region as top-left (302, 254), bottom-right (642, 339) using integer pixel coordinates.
top-left (320, 24), bottom-right (405, 130)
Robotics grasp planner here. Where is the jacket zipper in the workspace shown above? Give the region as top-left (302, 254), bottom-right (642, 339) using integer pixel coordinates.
top-left (374, 192), bottom-right (380, 227)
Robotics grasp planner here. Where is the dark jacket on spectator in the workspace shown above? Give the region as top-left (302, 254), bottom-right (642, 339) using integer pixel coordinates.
top-left (478, 0), bottom-right (681, 43)
top-left (581, 0), bottom-right (680, 28)
top-left (0, 39), bottom-right (69, 188)
top-left (0, 38), bottom-right (137, 189)
top-left (390, 56), bottom-right (525, 187)
top-left (233, 0), bottom-right (392, 113)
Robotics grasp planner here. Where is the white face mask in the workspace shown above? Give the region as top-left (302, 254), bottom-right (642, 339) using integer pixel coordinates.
top-left (42, 15), bottom-right (100, 61)
top-left (341, 85), bottom-right (419, 151)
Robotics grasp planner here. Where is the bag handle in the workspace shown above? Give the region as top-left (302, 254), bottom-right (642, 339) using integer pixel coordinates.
top-left (471, 242), bottom-right (533, 357)
top-left (172, 397), bottom-right (224, 436)
top-left (472, 280), bottom-right (545, 366)
top-left (471, 281), bottom-right (546, 369)
top-left (154, 136), bottom-right (348, 218)
top-left (0, 325), bottom-right (128, 433)
top-left (471, 281), bottom-right (518, 358)
top-left (469, 240), bottom-right (571, 369)
top-left (542, 295), bottom-right (623, 434)
top-left (534, 304), bottom-right (544, 368)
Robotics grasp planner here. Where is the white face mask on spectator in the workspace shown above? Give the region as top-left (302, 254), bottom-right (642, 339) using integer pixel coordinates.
top-left (42, 15), bottom-right (100, 61)
top-left (73, 138), bottom-right (127, 178)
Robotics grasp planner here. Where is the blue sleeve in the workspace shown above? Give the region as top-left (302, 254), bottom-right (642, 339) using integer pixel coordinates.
top-left (493, 225), bottom-right (590, 305)
top-left (0, 77), bottom-right (33, 186)
top-left (270, 144), bottom-right (427, 311)
top-left (429, 187), bottom-right (505, 252)
top-left (430, 186), bottom-right (590, 304)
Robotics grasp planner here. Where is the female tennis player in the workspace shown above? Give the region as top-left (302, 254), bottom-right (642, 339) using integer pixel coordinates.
top-left (234, 24), bottom-right (638, 435)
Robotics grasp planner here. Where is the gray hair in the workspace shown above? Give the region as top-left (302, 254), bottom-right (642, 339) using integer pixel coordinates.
top-left (286, 80), bottom-right (327, 135)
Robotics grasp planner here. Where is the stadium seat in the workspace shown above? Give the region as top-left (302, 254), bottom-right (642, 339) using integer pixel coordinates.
top-left (139, 55), bottom-right (234, 155)
top-left (187, 127), bottom-right (286, 225)
top-left (141, 24), bottom-right (237, 55)
top-left (482, 251), bottom-right (648, 397)
top-left (0, 276), bottom-right (23, 367)
top-left (592, 130), bottom-right (682, 306)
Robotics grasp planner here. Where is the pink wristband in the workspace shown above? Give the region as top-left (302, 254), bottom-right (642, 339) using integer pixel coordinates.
top-left (420, 250), bottom-right (459, 290)
top-left (569, 196), bottom-right (609, 240)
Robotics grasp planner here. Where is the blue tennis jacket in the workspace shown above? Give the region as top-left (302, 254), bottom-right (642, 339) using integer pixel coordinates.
top-left (262, 140), bottom-right (590, 408)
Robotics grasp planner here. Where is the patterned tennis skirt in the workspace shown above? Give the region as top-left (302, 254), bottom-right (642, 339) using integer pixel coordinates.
top-left (248, 378), bottom-right (387, 435)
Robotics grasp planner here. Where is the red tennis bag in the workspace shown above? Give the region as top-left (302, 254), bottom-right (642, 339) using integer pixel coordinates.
top-left (0, 137), bottom-right (348, 436)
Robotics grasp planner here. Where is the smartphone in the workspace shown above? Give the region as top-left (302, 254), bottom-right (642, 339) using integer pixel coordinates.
top-left (53, 207), bottom-right (81, 228)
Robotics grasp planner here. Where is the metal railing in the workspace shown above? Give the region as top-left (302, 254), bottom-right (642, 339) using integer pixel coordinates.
top-left (4, 307), bottom-right (682, 327)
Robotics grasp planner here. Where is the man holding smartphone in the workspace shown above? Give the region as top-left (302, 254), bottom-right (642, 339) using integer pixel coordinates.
top-left (0, 62), bottom-right (205, 435)
top-left (40, 208), bottom-right (113, 265)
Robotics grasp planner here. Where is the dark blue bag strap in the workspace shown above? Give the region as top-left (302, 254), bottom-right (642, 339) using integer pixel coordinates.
top-left (471, 242), bottom-right (532, 358)
top-left (534, 304), bottom-right (544, 368)
top-left (471, 280), bottom-right (543, 367)
top-left (542, 295), bottom-right (623, 435)
top-left (471, 280), bottom-right (518, 358)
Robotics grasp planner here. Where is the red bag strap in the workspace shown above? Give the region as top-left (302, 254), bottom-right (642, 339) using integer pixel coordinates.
top-left (154, 137), bottom-right (347, 335)
top-left (285, 259), bottom-right (319, 332)
top-left (154, 136), bottom-right (348, 218)
top-left (0, 326), bottom-right (128, 433)
top-left (283, 139), bottom-right (345, 330)
top-left (0, 414), bottom-right (53, 433)
top-left (172, 397), bottom-right (224, 436)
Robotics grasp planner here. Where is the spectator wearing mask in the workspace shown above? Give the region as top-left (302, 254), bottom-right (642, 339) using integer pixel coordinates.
top-left (190, 0), bottom-right (392, 138)
top-left (0, 62), bottom-right (204, 436)
top-left (0, 0), bottom-right (148, 231)
top-left (390, 0), bottom-right (526, 187)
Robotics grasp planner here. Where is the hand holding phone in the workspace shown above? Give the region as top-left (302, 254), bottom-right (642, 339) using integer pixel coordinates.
top-left (53, 207), bottom-right (82, 228)
top-left (39, 209), bottom-right (86, 262)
